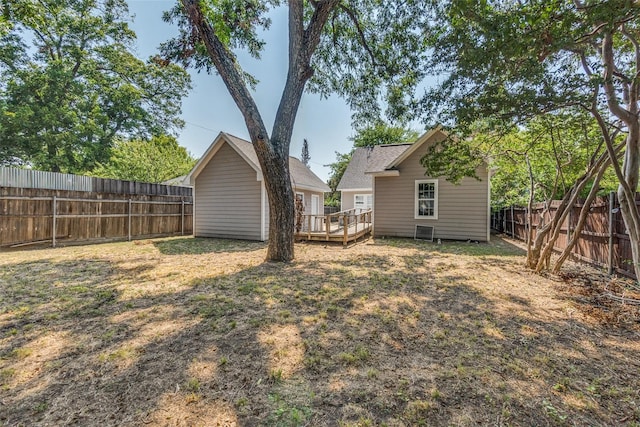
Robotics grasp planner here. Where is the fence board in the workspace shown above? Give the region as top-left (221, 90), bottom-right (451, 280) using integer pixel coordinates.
top-left (0, 167), bottom-right (192, 196)
top-left (1, 187), bottom-right (193, 247)
top-left (492, 193), bottom-right (639, 279)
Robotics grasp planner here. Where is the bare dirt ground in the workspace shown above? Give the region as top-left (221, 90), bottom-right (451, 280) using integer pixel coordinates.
top-left (0, 235), bottom-right (639, 426)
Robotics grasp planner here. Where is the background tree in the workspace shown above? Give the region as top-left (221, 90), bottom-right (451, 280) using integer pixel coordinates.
top-left (163, 0), bottom-right (427, 261)
top-left (352, 120), bottom-right (419, 148)
top-left (421, 0), bottom-right (640, 278)
top-left (324, 150), bottom-right (352, 208)
top-left (0, 0), bottom-right (190, 173)
top-left (90, 135), bottom-right (197, 183)
top-left (300, 138), bottom-right (310, 167)
top-left (422, 111), bottom-right (620, 273)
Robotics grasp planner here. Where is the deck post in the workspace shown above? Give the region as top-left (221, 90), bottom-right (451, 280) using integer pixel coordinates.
top-left (308, 214), bottom-right (311, 239)
top-left (325, 214), bottom-right (329, 241)
top-left (343, 213), bottom-right (348, 246)
top-left (355, 213), bottom-right (358, 240)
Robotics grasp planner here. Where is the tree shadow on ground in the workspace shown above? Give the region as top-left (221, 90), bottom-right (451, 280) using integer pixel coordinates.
top-left (151, 236), bottom-right (267, 255)
top-left (372, 235), bottom-right (525, 258)
top-left (1, 239), bottom-right (638, 426)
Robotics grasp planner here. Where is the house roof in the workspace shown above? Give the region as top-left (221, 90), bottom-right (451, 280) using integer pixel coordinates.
top-left (336, 126), bottom-right (449, 190)
top-left (336, 144), bottom-right (412, 191)
top-left (188, 132), bottom-right (330, 193)
top-left (384, 125), bottom-right (444, 170)
top-left (161, 175), bottom-right (191, 187)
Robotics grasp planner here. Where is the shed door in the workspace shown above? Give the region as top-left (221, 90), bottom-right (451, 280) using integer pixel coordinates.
top-left (311, 194), bottom-right (320, 215)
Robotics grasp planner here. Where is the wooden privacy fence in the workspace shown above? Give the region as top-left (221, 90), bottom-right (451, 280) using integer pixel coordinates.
top-left (492, 192), bottom-right (638, 279)
top-left (1, 168), bottom-right (193, 248)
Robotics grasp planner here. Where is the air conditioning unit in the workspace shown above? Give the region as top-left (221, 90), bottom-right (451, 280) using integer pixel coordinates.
top-left (414, 225), bottom-right (435, 242)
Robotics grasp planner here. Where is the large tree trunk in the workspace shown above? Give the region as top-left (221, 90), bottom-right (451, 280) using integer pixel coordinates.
top-left (261, 148), bottom-right (295, 261)
top-left (181, 0), bottom-right (339, 261)
top-left (600, 31), bottom-right (640, 279)
top-left (616, 124), bottom-right (640, 279)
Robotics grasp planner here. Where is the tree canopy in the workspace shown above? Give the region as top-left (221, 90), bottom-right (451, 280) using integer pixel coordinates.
top-left (91, 135), bottom-right (197, 183)
top-left (351, 121), bottom-right (419, 148)
top-left (421, 0), bottom-right (640, 277)
top-left (0, 0), bottom-right (191, 173)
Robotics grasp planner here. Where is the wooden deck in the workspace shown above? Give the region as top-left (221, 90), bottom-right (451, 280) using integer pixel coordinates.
top-left (295, 209), bottom-right (372, 246)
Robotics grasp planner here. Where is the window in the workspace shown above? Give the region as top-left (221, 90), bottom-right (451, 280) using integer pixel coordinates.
top-left (295, 192), bottom-right (305, 204)
top-left (354, 194), bottom-right (372, 210)
top-left (415, 180), bottom-right (438, 219)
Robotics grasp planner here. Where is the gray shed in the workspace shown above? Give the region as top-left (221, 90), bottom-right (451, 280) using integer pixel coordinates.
top-left (187, 132), bottom-right (330, 241)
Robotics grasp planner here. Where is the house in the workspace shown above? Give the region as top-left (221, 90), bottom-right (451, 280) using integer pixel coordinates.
top-left (187, 132), bottom-right (330, 241)
top-left (336, 143), bottom-right (411, 211)
top-left (337, 127), bottom-right (490, 241)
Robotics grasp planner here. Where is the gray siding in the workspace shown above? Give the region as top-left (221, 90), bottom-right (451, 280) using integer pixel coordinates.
top-left (263, 183), bottom-right (269, 238)
top-left (194, 142), bottom-right (262, 240)
top-left (341, 190), bottom-right (372, 211)
top-left (374, 139), bottom-right (489, 241)
top-left (294, 189), bottom-right (324, 215)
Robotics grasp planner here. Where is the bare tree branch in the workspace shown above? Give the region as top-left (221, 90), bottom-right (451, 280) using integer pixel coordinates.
top-left (338, 3), bottom-right (378, 67)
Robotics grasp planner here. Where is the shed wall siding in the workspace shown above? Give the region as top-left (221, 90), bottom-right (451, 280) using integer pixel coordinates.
top-left (194, 142), bottom-right (262, 240)
top-left (294, 189), bottom-right (324, 215)
top-left (263, 183), bottom-right (269, 238)
top-left (374, 140), bottom-right (489, 241)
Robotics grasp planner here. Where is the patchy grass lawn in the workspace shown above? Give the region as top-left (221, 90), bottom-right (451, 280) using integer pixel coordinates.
top-left (1, 236), bottom-right (639, 426)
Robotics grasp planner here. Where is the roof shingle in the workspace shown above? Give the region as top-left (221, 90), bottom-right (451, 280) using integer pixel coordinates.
top-left (337, 144), bottom-right (412, 190)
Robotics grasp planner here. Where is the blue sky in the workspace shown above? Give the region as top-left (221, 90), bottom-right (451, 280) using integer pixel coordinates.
top-left (126, 0), bottom-right (363, 181)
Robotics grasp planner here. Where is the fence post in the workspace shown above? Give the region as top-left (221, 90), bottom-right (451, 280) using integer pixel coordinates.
top-left (524, 207), bottom-right (528, 242)
top-left (181, 199), bottom-right (185, 236)
top-left (128, 199), bottom-right (132, 241)
top-left (608, 191), bottom-right (615, 275)
top-left (52, 196), bottom-right (57, 248)
top-left (510, 206), bottom-right (515, 237)
top-left (502, 208), bottom-right (507, 234)
top-left (567, 204), bottom-right (572, 244)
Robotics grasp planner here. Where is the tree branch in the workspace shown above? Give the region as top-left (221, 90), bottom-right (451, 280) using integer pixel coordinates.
top-left (621, 24), bottom-right (640, 106)
top-left (179, 0), bottom-right (268, 146)
top-left (302, 0), bottom-right (340, 65)
top-left (602, 31), bottom-right (634, 123)
top-left (271, 0), bottom-right (339, 148)
top-left (338, 3), bottom-right (378, 67)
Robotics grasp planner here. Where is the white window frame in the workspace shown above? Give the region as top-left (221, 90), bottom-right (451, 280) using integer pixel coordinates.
top-left (415, 179), bottom-right (438, 220)
top-left (354, 193), bottom-right (372, 210)
top-left (295, 192), bottom-right (305, 204)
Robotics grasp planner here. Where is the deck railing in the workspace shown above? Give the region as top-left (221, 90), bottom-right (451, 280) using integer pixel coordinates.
top-left (295, 208), bottom-right (372, 245)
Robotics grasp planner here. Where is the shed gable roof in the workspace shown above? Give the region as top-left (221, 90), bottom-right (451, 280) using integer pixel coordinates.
top-left (188, 132), bottom-right (330, 192)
